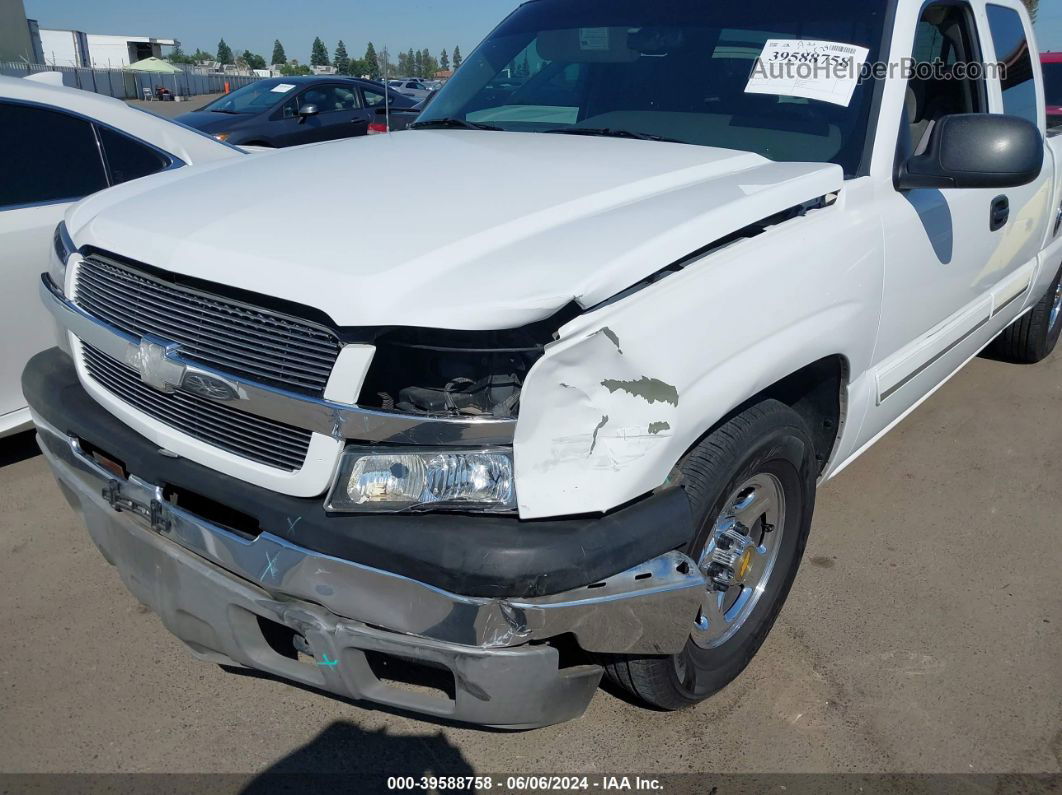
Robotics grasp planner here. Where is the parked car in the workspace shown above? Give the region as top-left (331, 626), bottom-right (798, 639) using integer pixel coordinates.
top-left (176, 77), bottom-right (415, 148)
top-left (0, 73), bottom-right (240, 439)
top-left (388, 79), bottom-right (433, 100)
top-left (1043, 52), bottom-right (1062, 129)
top-left (26, 0), bottom-right (1062, 728)
top-left (367, 89), bottom-right (438, 134)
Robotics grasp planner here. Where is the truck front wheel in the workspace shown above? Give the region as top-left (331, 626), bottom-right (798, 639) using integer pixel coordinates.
top-left (604, 400), bottom-right (817, 710)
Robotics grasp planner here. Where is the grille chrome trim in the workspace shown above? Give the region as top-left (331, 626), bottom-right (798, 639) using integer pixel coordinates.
top-left (75, 254), bottom-right (341, 395)
top-left (82, 343), bottom-right (311, 471)
top-left (43, 275), bottom-right (517, 447)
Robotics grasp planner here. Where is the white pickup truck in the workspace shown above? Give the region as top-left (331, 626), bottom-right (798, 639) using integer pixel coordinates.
top-left (25, 0), bottom-right (1062, 728)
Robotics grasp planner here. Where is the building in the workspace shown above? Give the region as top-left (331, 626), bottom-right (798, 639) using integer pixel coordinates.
top-left (38, 28), bottom-right (179, 68)
top-left (0, 0), bottom-right (38, 62)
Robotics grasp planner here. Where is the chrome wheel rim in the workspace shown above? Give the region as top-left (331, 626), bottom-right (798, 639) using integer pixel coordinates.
top-left (1049, 279), bottom-right (1062, 334)
top-left (690, 473), bottom-right (785, 650)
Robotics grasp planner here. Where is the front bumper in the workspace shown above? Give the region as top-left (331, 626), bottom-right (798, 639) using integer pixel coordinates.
top-left (24, 345), bottom-right (695, 599)
top-left (34, 412), bottom-right (706, 728)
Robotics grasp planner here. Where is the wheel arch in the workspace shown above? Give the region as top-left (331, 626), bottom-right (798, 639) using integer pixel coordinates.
top-left (707, 354), bottom-right (850, 477)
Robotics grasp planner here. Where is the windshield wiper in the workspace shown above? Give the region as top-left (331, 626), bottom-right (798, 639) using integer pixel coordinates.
top-left (544, 127), bottom-right (684, 144)
top-left (410, 118), bottom-right (502, 131)
top-left (209, 108), bottom-right (243, 114)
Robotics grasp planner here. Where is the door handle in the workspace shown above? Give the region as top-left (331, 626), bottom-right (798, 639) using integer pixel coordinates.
top-left (990, 196), bottom-right (1010, 231)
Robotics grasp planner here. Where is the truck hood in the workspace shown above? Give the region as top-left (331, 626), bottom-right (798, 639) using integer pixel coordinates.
top-left (68, 130), bottom-right (843, 329)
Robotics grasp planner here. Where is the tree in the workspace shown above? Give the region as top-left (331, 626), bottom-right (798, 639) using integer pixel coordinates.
top-left (333, 40), bottom-right (350, 73)
top-left (397, 50), bottom-right (411, 76)
top-left (414, 49), bottom-right (424, 77)
top-left (280, 61), bottom-right (312, 76)
top-left (364, 42), bottom-right (380, 79)
top-left (421, 48), bottom-right (438, 77)
top-left (166, 45), bottom-right (196, 65)
top-left (242, 50), bottom-right (266, 70)
top-left (452, 45), bottom-right (462, 70)
top-left (310, 37), bottom-right (330, 67)
top-left (271, 40), bottom-right (286, 66)
top-left (407, 48), bottom-right (416, 76)
top-left (348, 58), bottom-right (368, 77)
top-left (216, 38), bottom-right (234, 65)
top-left (440, 48), bottom-right (449, 71)
top-left (190, 48), bottom-right (214, 63)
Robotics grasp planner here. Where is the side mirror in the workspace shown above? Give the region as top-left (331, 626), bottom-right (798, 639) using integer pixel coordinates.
top-left (896, 113), bottom-right (1043, 190)
top-left (297, 104), bottom-right (319, 122)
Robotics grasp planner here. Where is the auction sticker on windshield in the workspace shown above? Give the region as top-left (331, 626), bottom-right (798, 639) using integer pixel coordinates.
top-left (745, 39), bottom-right (870, 107)
top-left (271, 83), bottom-right (296, 93)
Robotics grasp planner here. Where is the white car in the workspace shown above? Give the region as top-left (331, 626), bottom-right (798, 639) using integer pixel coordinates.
top-left (0, 74), bottom-right (240, 438)
top-left (388, 79), bottom-right (432, 100)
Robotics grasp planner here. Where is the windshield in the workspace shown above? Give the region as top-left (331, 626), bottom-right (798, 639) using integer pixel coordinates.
top-left (1044, 63), bottom-right (1062, 107)
top-left (419, 0), bottom-right (889, 175)
top-left (200, 81), bottom-right (297, 114)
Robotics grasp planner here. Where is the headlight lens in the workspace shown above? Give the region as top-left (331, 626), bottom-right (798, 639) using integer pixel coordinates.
top-left (327, 448), bottom-right (516, 513)
top-left (50, 221), bottom-right (76, 293)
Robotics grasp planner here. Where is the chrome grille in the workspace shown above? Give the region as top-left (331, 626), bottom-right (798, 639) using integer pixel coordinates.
top-left (74, 254), bottom-right (341, 396)
top-left (82, 343), bottom-right (312, 471)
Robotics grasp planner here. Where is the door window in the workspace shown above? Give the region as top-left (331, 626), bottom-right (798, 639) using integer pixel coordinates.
top-left (299, 85), bottom-right (361, 114)
top-left (97, 126), bottom-right (170, 185)
top-left (904, 4), bottom-right (987, 154)
top-left (0, 102), bottom-right (108, 209)
top-left (363, 88), bottom-right (387, 107)
top-left (986, 4), bottom-right (1038, 126)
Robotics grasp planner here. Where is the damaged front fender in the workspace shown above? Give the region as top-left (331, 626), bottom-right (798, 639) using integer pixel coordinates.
top-left (514, 326), bottom-right (681, 518)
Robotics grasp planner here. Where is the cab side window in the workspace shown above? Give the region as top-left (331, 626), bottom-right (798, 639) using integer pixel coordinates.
top-left (0, 102), bottom-right (108, 209)
top-left (905, 4), bottom-right (987, 155)
top-left (986, 4), bottom-right (1038, 126)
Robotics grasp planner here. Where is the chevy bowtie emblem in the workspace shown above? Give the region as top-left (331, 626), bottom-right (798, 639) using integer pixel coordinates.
top-left (126, 336), bottom-right (239, 402)
top-left (128, 336), bottom-right (185, 394)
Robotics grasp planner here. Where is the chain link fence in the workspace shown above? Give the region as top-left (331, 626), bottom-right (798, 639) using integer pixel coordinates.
top-left (0, 61), bottom-right (260, 100)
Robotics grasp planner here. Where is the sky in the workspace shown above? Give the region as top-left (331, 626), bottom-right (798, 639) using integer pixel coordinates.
top-left (22, 0), bottom-right (1062, 63)
top-left (23, 0), bottom-right (505, 64)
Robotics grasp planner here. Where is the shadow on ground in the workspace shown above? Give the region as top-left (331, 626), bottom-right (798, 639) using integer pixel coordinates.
top-left (0, 430), bottom-right (39, 469)
top-left (242, 721), bottom-right (477, 793)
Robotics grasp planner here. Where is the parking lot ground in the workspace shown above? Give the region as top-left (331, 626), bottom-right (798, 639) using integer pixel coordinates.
top-left (128, 93), bottom-right (223, 118)
top-left (0, 350), bottom-right (1059, 777)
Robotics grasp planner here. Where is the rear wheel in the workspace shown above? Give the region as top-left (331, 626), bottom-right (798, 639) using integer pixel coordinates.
top-left (986, 262), bottom-right (1062, 364)
top-left (604, 400), bottom-right (817, 710)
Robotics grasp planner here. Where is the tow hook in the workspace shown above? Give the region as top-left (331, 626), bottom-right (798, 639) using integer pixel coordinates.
top-left (102, 479), bottom-right (171, 534)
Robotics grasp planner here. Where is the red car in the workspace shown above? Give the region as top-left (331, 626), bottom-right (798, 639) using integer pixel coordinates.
top-left (1044, 52), bottom-right (1062, 128)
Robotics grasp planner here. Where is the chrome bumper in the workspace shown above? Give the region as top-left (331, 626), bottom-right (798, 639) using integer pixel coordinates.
top-left (34, 416), bottom-right (705, 726)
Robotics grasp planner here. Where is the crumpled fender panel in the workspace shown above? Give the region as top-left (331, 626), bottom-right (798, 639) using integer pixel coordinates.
top-left (514, 185), bottom-right (884, 519)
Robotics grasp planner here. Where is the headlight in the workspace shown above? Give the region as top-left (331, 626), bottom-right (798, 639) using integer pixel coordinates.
top-left (326, 448), bottom-right (516, 513)
top-left (50, 221), bottom-right (77, 293)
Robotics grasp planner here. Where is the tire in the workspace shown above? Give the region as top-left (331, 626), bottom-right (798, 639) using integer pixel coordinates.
top-left (603, 399), bottom-right (818, 710)
top-left (986, 262), bottom-right (1062, 364)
